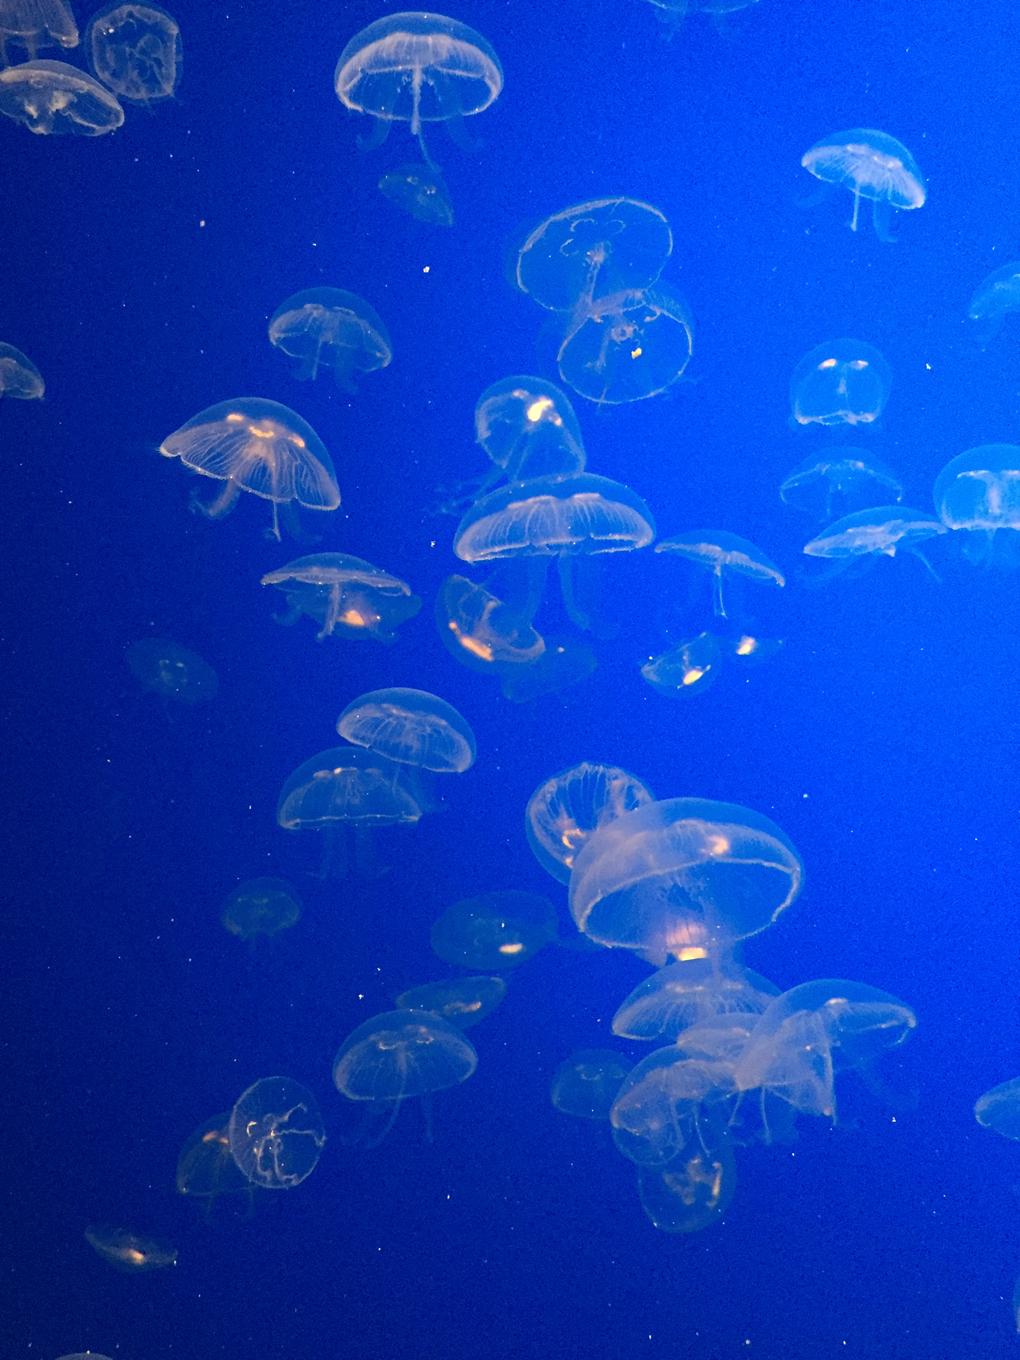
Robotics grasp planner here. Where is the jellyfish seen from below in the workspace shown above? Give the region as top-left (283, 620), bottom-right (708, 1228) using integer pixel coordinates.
top-left (0, 342), bottom-right (43, 398)
top-left (268, 289), bottom-right (391, 392)
top-left (85, 2), bottom-right (181, 102)
top-left (610, 1047), bottom-right (734, 1167)
top-left (801, 128), bottom-right (925, 242)
top-left (337, 687), bottom-right (476, 773)
top-left (557, 283), bottom-right (694, 405)
top-left (655, 531), bottom-right (784, 620)
top-left (262, 553), bottom-right (421, 643)
top-left (160, 398), bottom-right (340, 542)
top-left (221, 877), bottom-right (302, 945)
top-left (227, 1076), bottom-right (325, 1189)
top-left (395, 976), bottom-right (506, 1030)
top-left (334, 13), bottom-right (502, 167)
top-left (437, 575), bottom-right (545, 673)
top-left (803, 506), bottom-right (946, 581)
top-left (933, 447), bottom-right (1020, 567)
top-left (0, 59), bottom-right (123, 133)
top-left (613, 956), bottom-right (780, 1042)
top-left (333, 1009), bottom-right (477, 1146)
top-left (378, 161), bottom-right (453, 225)
top-left (974, 1077), bottom-right (1020, 1140)
top-left (0, 0), bottom-right (77, 63)
top-left (637, 1136), bottom-right (736, 1233)
top-left (790, 339), bottom-right (891, 427)
top-left (525, 761), bottom-right (655, 885)
top-left (85, 1226), bottom-right (177, 1272)
top-left (969, 263), bottom-right (1020, 349)
top-left (431, 890), bottom-right (559, 970)
top-left (475, 375), bottom-right (585, 487)
top-left (780, 449), bottom-right (903, 521)
top-left (551, 1049), bottom-right (634, 1121)
top-left (499, 634), bottom-right (598, 702)
top-left (641, 632), bottom-right (722, 697)
top-left (176, 1112), bottom-right (254, 1217)
top-left (126, 638), bottom-right (218, 707)
top-left (569, 798), bottom-right (804, 966)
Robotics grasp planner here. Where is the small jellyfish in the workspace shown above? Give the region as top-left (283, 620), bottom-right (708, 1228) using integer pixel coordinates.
top-left (779, 449), bottom-right (903, 521)
top-left (337, 687), bottom-right (476, 773)
top-left (974, 1077), bottom-right (1020, 1140)
top-left (160, 397), bottom-right (340, 541)
top-left (969, 263), bottom-right (1020, 349)
top-left (176, 1112), bottom-right (254, 1217)
top-left (430, 890), bottom-right (558, 970)
top-left (610, 1047), bottom-right (733, 1167)
top-left (221, 877), bottom-right (302, 945)
top-left (333, 1008), bottom-right (477, 1145)
top-left (0, 342), bottom-right (43, 398)
top-left (85, 2), bottom-right (181, 103)
top-left (378, 161), bottom-right (453, 225)
top-left (803, 506), bottom-right (946, 581)
top-left (395, 975), bottom-right (506, 1029)
top-left (641, 632), bottom-right (722, 697)
top-left (125, 638), bottom-right (218, 707)
top-left (655, 531), bottom-right (784, 619)
top-left (335, 13), bottom-right (502, 167)
top-left (551, 1049), bottom-right (634, 1121)
top-left (437, 575), bottom-right (545, 672)
top-left (525, 762), bottom-right (655, 884)
top-left (789, 339), bottom-right (891, 427)
top-left (0, 59), bottom-right (123, 133)
top-left (800, 128), bottom-right (925, 242)
top-left (474, 376), bottom-right (585, 488)
top-left (227, 1076), bottom-right (325, 1188)
top-left (84, 1225), bottom-right (177, 1272)
top-left (267, 288), bottom-right (391, 392)
top-left (499, 634), bottom-right (598, 702)
top-left (637, 1138), bottom-right (736, 1233)
top-left (262, 553), bottom-right (421, 643)
top-left (613, 956), bottom-right (780, 1042)
top-left (557, 283), bottom-right (694, 405)
top-left (0, 0), bottom-right (77, 64)
top-left (933, 445), bottom-right (1020, 563)
top-left (725, 633), bottom-right (784, 665)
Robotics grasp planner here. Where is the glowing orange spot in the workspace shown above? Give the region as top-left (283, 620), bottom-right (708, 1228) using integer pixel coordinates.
top-left (676, 946), bottom-right (709, 961)
top-left (706, 834), bottom-right (731, 856)
top-left (630, 346), bottom-right (643, 359)
top-left (818, 358), bottom-right (837, 370)
top-left (448, 621), bottom-right (494, 661)
top-left (736, 636), bottom-right (757, 656)
top-left (682, 667), bottom-right (704, 685)
top-left (339, 609), bottom-right (367, 628)
top-left (248, 424), bottom-right (276, 439)
top-left (226, 412), bottom-right (245, 423)
top-left (499, 941), bottom-right (525, 955)
top-left (125, 1249), bottom-right (146, 1265)
top-left (526, 396), bottom-right (554, 422)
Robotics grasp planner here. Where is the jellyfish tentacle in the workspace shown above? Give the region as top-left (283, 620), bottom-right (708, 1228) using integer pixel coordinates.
top-left (192, 478), bottom-right (241, 521)
top-left (848, 186), bottom-right (861, 233)
top-left (711, 571), bottom-right (727, 619)
top-left (357, 114), bottom-right (391, 152)
top-left (558, 553), bottom-right (591, 631)
top-left (871, 198), bottom-right (897, 244)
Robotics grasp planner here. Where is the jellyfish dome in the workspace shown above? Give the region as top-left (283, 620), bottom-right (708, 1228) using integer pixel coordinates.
top-left (0, 60), bottom-right (123, 134)
top-left (276, 746), bottom-right (429, 829)
top-left (0, 343), bottom-right (43, 398)
top-left (525, 761), bottom-right (655, 884)
top-left (262, 553), bottom-right (420, 643)
top-left (551, 1049), bottom-right (634, 1121)
top-left (975, 1078), bottom-right (1020, 1141)
top-left (430, 890), bottom-right (558, 969)
top-left (969, 264), bottom-right (1020, 347)
top-left (612, 956), bottom-right (780, 1042)
top-left (801, 128), bottom-right (925, 240)
top-left (637, 1139), bottom-right (737, 1234)
top-left (655, 531), bottom-right (784, 619)
top-left (85, 2), bottom-right (181, 103)
top-left (789, 339), bottom-right (891, 427)
top-left (779, 449), bottom-right (903, 521)
top-left (221, 877), bottom-right (302, 943)
top-left (804, 506), bottom-right (946, 561)
top-left (268, 288), bottom-right (391, 392)
top-left (609, 1047), bottom-right (734, 1167)
top-left (337, 687), bottom-right (476, 773)
top-left (641, 632), bottom-right (723, 698)
top-left (0, 0), bottom-right (77, 64)
top-left (933, 446), bottom-right (1020, 533)
top-left (568, 798), bottom-right (804, 966)
top-left (227, 1076), bottom-right (325, 1189)
top-left (437, 575), bottom-right (545, 671)
top-left (557, 283), bottom-right (694, 405)
top-left (474, 376), bottom-right (585, 484)
top-left (395, 976), bottom-right (506, 1030)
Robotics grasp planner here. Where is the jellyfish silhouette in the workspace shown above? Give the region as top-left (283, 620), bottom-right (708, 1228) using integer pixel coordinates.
top-left (780, 449), bottom-right (903, 521)
top-left (969, 263), bottom-right (1020, 349)
top-left (268, 288), bottom-right (391, 392)
top-left (126, 638), bottom-right (218, 707)
top-left (263, 553), bottom-right (420, 643)
top-left (85, 2), bottom-right (181, 103)
top-left (221, 877), bottom-right (302, 945)
top-left (176, 1112), bottom-right (255, 1218)
top-left (641, 632), bottom-right (723, 697)
top-left (610, 1047), bottom-right (733, 1167)
top-left (637, 1137), bottom-right (736, 1233)
top-left (227, 1076), bottom-right (325, 1189)
top-left (0, 0), bottom-right (77, 64)
top-left (378, 161), bottom-right (453, 225)
top-left (0, 60), bottom-right (122, 133)
top-left (395, 976), bottom-right (506, 1030)
top-left (789, 339), bottom-right (891, 427)
top-left (551, 1049), bottom-right (634, 1121)
top-left (499, 633), bottom-right (598, 702)
top-left (801, 128), bottom-right (925, 242)
top-left (430, 890), bottom-right (558, 969)
top-left (337, 687), bottom-right (476, 773)
top-left (0, 343), bottom-right (43, 398)
top-left (85, 1226), bottom-right (177, 1272)
top-left (525, 761), bottom-right (655, 884)
top-left (655, 531), bottom-right (784, 619)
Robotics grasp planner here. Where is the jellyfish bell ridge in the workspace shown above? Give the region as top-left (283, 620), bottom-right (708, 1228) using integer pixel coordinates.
top-left (612, 956), bottom-right (780, 1041)
top-left (803, 506), bottom-right (946, 558)
top-left (336, 687), bottom-right (476, 773)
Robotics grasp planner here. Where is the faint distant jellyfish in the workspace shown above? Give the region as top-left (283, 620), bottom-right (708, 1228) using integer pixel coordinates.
top-left (0, 342), bottom-right (43, 398)
top-left (557, 282), bottom-right (694, 405)
top-left (333, 1008), bottom-right (478, 1146)
top-left (267, 289), bottom-right (391, 392)
top-left (221, 877), bottom-right (302, 945)
top-left (637, 1137), bottom-right (736, 1233)
top-left (125, 638), bottom-right (218, 706)
top-left (569, 798), bottom-right (804, 966)
top-left (227, 1076), bottom-right (325, 1188)
top-left (85, 1225), bottom-right (177, 1272)
top-left (789, 339), bottom-right (891, 426)
top-left (801, 129), bottom-right (925, 242)
top-left (969, 263), bottom-right (1020, 349)
top-left (475, 375), bottom-right (585, 487)
top-left (160, 398), bottom-right (340, 541)
top-left (0, 59), bottom-right (123, 133)
top-left (641, 632), bottom-right (722, 697)
top-left (85, 2), bottom-right (181, 102)
top-left (262, 553), bottom-right (421, 643)
top-left (655, 531), bottom-right (784, 619)
top-left (378, 161), bottom-right (453, 225)
top-left (337, 687), bottom-right (476, 773)
top-left (430, 890), bottom-right (559, 970)
top-left (525, 761), bottom-right (655, 884)
top-left (803, 506), bottom-right (946, 580)
top-left (779, 449), bottom-right (903, 521)
top-left (0, 0), bottom-right (77, 63)
top-left (974, 1077), bottom-right (1020, 1140)
top-left (395, 976), bottom-right (506, 1030)
top-left (613, 956), bottom-right (780, 1042)
top-left (176, 1112), bottom-right (254, 1217)
top-left (933, 446), bottom-right (1020, 565)
top-left (437, 575), bottom-right (545, 672)
top-left (551, 1049), bottom-right (634, 1121)
top-left (500, 634), bottom-right (598, 702)
top-left (334, 13), bottom-right (502, 167)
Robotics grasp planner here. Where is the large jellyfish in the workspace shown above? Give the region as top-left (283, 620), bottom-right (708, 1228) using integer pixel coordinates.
top-left (525, 761), bottom-right (655, 884)
top-left (789, 339), bottom-right (891, 426)
top-left (262, 553), bottom-right (421, 643)
top-left (0, 59), bottom-right (122, 133)
top-left (800, 129), bottom-right (925, 242)
top-left (268, 289), bottom-right (391, 392)
top-left (85, 2), bottom-right (181, 103)
top-left (227, 1076), bottom-right (325, 1189)
top-left (0, 0), bottom-right (77, 64)
top-left (655, 531), bottom-right (784, 619)
top-left (337, 687), bottom-right (476, 773)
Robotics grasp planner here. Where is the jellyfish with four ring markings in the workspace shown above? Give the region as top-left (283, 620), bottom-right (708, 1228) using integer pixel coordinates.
top-left (85, 2), bottom-right (181, 103)
top-left (551, 1049), bottom-right (634, 1121)
top-left (557, 281), bottom-right (694, 405)
top-left (126, 638), bottom-right (218, 707)
top-left (395, 975), bottom-right (506, 1029)
top-left (655, 531), bottom-right (784, 619)
top-left (641, 631), bottom-right (723, 697)
top-left (800, 128), bottom-right (925, 242)
top-left (780, 449), bottom-right (903, 521)
top-left (337, 687), bottom-right (476, 773)
top-left (221, 877), bottom-right (302, 946)
top-left (227, 1076), bottom-right (325, 1189)
top-left (525, 761), bottom-right (655, 885)
top-left (262, 553), bottom-right (420, 643)
top-left (0, 342), bottom-right (43, 398)
top-left (0, 59), bottom-right (122, 133)
top-left (268, 289), bottom-right (391, 392)
top-left (0, 0), bottom-right (77, 64)
top-left (378, 161), bottom-right (453, 225)
top-left (789, 339), bottom-right (891, 427)
top-left (969, 263), bottom-right (1020, 349)
top-left (803, 506), bottom-right (946, 581)
top-left (430, 890), bottom-right (559, 970)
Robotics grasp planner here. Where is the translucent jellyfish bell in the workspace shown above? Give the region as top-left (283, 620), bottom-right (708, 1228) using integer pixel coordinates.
top-left (227, 1076), bottom-right (325, 1189)
top-left (125, 638), bottom-right (218, 706)
top-left (475, 376), bottom-right (585, 485)
top-left (557, 283), bottom-right (694, 405)
top-left (789, 339), bottom-right (891, 427)
top-left (975, 1077), bottom-right (1020, 1140)
top-left (933, 445), bottom-right (1020, 536)
top-left (637, 1137), bottom-right (736, 1234)
top-left (395, 976), bottom-right (506, 1030)
top-left (337, 687), bottom-right (476, 773)
top-left (525, 761), bottom-right (655, 884)
top-left (610, 1048), bottom-right (733, 1167)
top-left (499, 634), bottom-right (598, 702)
top-left (84, 1226), bottom-right (177, 1272)
top-left (378, 161), bottom-right (453, 226)
top-left (262, 553), bottom-right (421, 643)
top-left (803, 506), bottom-right (946, 580)
top-left (655, 531), bottom-right (784, 619)
top-left (268, 288), bottom-right (391, 392)
top-left (437, 574), bottom-right (545, 672)
top-left (0, 0), bottom-right (77, 64)
top-left (801, 128), bottom-right (925, 242)
top-left (0, 59), bottom-right (122, 133)
top-left (641, 632), bottom-right (723, 697)
top-left (85, 2), bottom-right (181, 103)
top-left (176, 1112), bottom-right (254, 1216)
top-left (221, 877), bottom-right (302, 945)
top-left (613, 956), bottom-right (780, 1042)
top-left (779, 449), bottom-right (903, 521)
top-left (551, 1049), bottom-right (634, 1121)
top-left (430, 890), bottom-right (558, 969)
top-left (969, 263), bottom-right (1020, 349)
top-left (0, 342), bottom-right (43, 398)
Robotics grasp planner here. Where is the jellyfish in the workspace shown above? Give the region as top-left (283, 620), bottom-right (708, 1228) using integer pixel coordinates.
top-left (613, 956), bottom-right (781, 1042)
top-left (637, 1137), bottom-right (736, 1233)
top-left (969, 263), bottom-right (1020, 349)
top-left (525, 761), bottom-right (655, 884)
top-left (84, 1226), bottom-right (177, 1272)
top-left (430, 890), bottom-right (558, 970)
top-left (779, 449), bottom-right (903, 521)
top-left (227, 1076), bottom-right (325, 1188)
top-left (277, 745), bottom-right (431, 879)
top-left (395, 976), bottom-right (506, 1030)
top-left (0, 342), bottom-right (43, 398)
top-left (641, 632), bottom-right (723, 697)
top-left (933, 445), bottom-right (1020, 565)
top-left (569, 797), bottom-right (804, 966)
top-left (789, 339), bottom-right (891, 427)
top-left (437, 575), bottom-right (545, 673)
top-left (499, 634), bottom-right (598, 702)
top-left (378, 161), bottom-right (453, 225)
top-left (551, 1049), bottom-right (634, 1121)
top-left (610, 1047), bottom-right (734, 1167)
top-left (0, 59), bottom-right (123, 133)
top-left (725, 633), bottom-right (784, 665)
top-left (85, 2), bottom-right (180, 103)
top-left (176, 1112), bottom-right (255, 1218)
top-left (334, 13), bottom-right (502, 167)
top-left (800, 128), bottom-right (925, 242)
top-left (125, 638), bottom-right (218, 707)
top-left (803, 506), bottom-right (946, 581)
top-left (337, 687), bottom-right (476, 773)
top-left (645, 0), bottom-right (761, 37)
top-left (557, 282), bottom-right (694, 405)
top-left (262, 553), bottom-right (421, 643)
top-left (160, 398), bottom-right (340, 542)
top-left (655, 531), bottom-right (784, 619)
top-left (333, 1008), bottom-right (477, 1146)
top-left (268, 289), bottom-right (391, 392)
top-left (474, 375), bottom-right (586, 490)
top-left (974, 1077), bottom-right (1020, 1140)
top-left (221, 877), bottom-right (302, 945)
top-left (0, 0), bottom-right (77, 64)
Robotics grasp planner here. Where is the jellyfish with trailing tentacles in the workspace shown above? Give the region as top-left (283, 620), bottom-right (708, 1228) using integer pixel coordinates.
top-left (268, 289), bottom-right (391, 392)
top-left (263, 553), bottom-right (420, 643)
top-left (800, 129), bottom-right (925, 242)
top-left (803, 506), bottom-right (946, 583)
top-left (655, 531), bottom-right (784, 619)
top-left (557, 282), bottom-right (693, 405)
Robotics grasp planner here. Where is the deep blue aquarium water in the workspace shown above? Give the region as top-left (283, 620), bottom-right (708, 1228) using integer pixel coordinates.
top-left (4, 0), bottom-right (1020, 1357)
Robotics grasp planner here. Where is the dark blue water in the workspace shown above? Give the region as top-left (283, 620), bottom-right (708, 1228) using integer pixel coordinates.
top-left (4, 0), bottom-right (1020, 1356)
